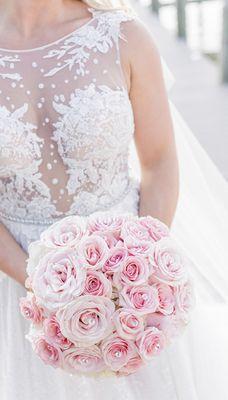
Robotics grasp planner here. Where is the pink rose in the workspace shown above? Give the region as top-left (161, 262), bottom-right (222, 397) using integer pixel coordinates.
top-left (43, 316), bottom-right (72, 350)
top-left (102, 247), bottom-right (128, 275)
top-left (77, 235), bottom-right (109, 270)
top-left (149, 238), bottom-right (188, 286)
top-left (32, 248), bottom-right (86, 312)
top-left (40, 216), bottom-right (86, 249)
top-left (83, 270), bottom-right (112, 297)
top-left (95, 231), bottom-right (119, 249)
top-left (113, 255), bottom-right (149, 288)
top-left (136, 327), bottom-right (166, 361)
top-left (62, 345), bottom-right (105, 373)
top-left (87, 212), bottom-right (129, 239)
top-left (139, 216), bottom-right (170, 242)
top-left (56, 295), bottom-right (115, 346)
top-left (153, 283), bottom-right (175, 315)
top-left (117, 353), bottom-right (144, 376)
top-left (123, 236), bottom-right (153, 256)
top-left (19, 292), bottom-right (44, 325)
top-left (120, 285), bottom-right (159, 315)
top-left (31, 336), bottom-right (62, 368)
top-left (101, 332), bottom-right (136, 371)
top-left (121, 218), bottom-right (151, 242)
top-left (173, 280), bottom-right (195, 323)
top-left (112, 308), bottom-right (144, 340)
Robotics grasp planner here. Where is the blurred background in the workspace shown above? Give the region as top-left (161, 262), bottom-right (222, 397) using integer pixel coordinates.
top-left (131, 0), bottom-right (228, 180)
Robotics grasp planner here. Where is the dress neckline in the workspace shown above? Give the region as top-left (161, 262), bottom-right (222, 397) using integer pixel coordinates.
top-left (0, 7), bottom-right (98, 53)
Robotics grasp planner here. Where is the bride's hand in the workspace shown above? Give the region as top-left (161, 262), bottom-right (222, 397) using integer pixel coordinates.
top-left (0, 222), bottom-right (29, 288)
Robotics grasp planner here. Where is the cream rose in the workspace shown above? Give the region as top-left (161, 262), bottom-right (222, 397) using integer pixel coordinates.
top-left (139, 216), bottom-right (170, 242)
top-left (32, 248), bottom-right (86, 312)
top-left (40, 215), bottom-right (87, 249)
top-left (173, 280), bottom-right (195, 323)
top-left (149, 238), bottom-right (188, 286)
top-left (87, 212), bottom-right (126, 239)
top-left (121, 218), bottom-right (151, 243)
top-left (62, 345), bottom-right (105, 373)
top-left (123, 236), bottom-right (153, 256)
top-left (26, 240), bottom-right (51, 279)
top-left (56, 295), bottom-right (115, 346)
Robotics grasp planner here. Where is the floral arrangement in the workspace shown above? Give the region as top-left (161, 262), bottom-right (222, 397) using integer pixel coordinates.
top-left (19, 212), bottom-right (194, 377)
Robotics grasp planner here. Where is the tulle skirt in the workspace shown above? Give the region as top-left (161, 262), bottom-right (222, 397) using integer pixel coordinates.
top-left (1, 99), bottom-right (228, 399)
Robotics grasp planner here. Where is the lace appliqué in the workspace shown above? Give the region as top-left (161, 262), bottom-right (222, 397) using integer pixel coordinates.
top-left (52, 82), bottom-right (135, 216)
top-left (43, 8), bottom-right (135, 78)
top-left (0, 54), bottom-right (22, 81)
top-left (0, 104), bottom-right (62, 221)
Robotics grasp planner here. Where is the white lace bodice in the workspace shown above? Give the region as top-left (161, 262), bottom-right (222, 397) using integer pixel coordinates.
top-left (0, 7), bottom-right (139, 225)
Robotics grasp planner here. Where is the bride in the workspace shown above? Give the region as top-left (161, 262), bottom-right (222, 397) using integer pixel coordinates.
top-left (0, 0), bottom-right (228, 399)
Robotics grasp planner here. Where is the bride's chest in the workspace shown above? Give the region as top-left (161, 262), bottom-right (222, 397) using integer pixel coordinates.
top-left (0, 58), bottom-right (135, 174)
top-left (0, 10), bottom-right (135, 173)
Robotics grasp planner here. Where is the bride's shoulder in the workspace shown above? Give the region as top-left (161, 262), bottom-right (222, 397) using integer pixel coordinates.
top-left (90, 7), bottom-right (157, 49)
top-left (111, 8), bottom-right (158, 50)
top-left (103, 8), bottom-right (161, 67)
top-left (90, 7), bottom-right (161, 74)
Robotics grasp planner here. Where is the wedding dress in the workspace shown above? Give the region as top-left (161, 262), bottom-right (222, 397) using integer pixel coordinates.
top-left (0, 6), bottom-right (228, 400)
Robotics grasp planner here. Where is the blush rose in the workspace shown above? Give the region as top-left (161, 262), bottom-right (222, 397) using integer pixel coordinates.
top-left (77, 235), bottom-right (109, 270)
top-left (112, 308), bottom-right (144, 340)
top-left (120, 285), bottom-right (159, 315)
top-left (19, 292), bottom-right (44, 325)
top-left (101, 332), bottom-right (136, 371)
top-left (83, 270), bottom-right (112, 297)
top-left (136, 327), bottom-right (166, 361)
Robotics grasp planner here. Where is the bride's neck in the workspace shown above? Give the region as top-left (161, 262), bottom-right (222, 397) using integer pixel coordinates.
top-left (0, 0), bottom-right (82, 37)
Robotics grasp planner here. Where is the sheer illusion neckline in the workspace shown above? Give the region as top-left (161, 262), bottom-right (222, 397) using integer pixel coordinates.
top-left (0, 7), bottom-right (97, 53)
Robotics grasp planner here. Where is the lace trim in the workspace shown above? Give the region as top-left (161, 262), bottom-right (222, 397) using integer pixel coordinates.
top-left (0, 179), bottom-right (136, 225)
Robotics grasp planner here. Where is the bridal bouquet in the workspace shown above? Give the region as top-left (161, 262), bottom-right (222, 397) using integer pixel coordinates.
top-left (19, 212), bottom-right (194, 377)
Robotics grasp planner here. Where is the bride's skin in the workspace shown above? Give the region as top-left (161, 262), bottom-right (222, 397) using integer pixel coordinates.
top-left (0, 0), bottom-right (179, 287)
top-left (0, 0), bottom-right (93, 48)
